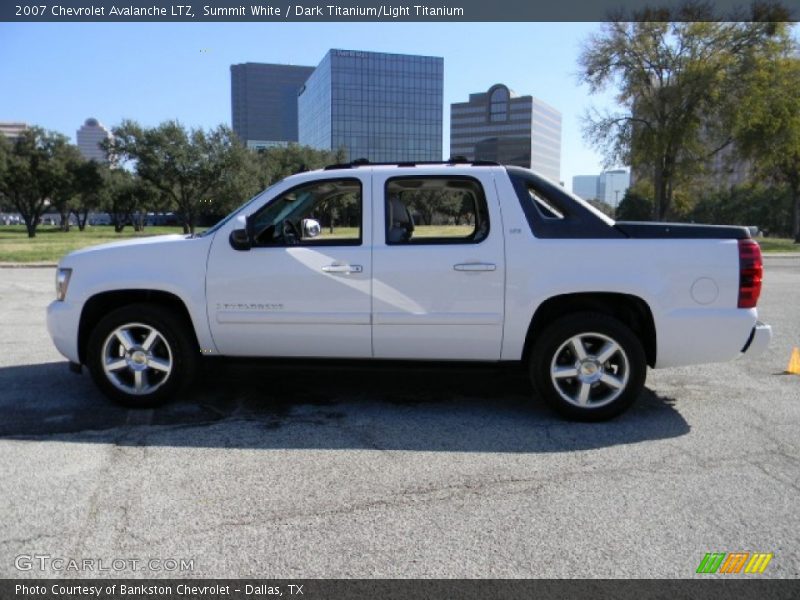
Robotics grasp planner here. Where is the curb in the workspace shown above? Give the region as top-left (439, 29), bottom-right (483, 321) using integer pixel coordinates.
top-left (0, 263), bottom-right (57, 268)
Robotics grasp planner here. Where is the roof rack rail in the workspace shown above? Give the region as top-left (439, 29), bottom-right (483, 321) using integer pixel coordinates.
top-left (323, 158), bottom-right (500, 170)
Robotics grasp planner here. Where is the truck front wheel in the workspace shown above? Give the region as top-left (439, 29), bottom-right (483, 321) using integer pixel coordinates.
top-left (86, 303), bottom-right (197, 407)
top-left (530, 312), bottom-right (646, 421)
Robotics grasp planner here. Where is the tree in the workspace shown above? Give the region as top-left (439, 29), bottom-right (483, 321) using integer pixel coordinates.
top-left (586, 198), bottom-right (615, 218)
top-left (688, 183), bottom-right (791, 236)
top-left (245, 144), bottom-right (347, 192)
top-left (732, 54), bottom-right (800, 242)
top-left (49, 145), bottom-right (87, 232)
top-left (0, 136), bottom-right (11, 213)
top-left (579, 7), bottom-right (789, 221)
top-left (0, 127), bottom-right (77, 237)
top-left (405, 190), bottom-right (463, 226)
top-left (70, 160), bottom-right (106, 231)
top-left (107, 120), bottom-right (249, 235)
top-left (615, 188), bottom-right (654, 221)
top-left (103, 169), bottom-right (159, 233)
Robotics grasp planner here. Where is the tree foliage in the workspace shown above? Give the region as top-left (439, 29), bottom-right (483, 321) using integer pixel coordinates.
top-left (244, 144), bottom-right (347, 195)
top-left (579, 7), bottom-right (789, 221)
top-left (50, 155), bottom-right (106, 232)
top-left (615, 188), bottom-right (654, 221)
top-left (102, 168), bottom-right (161, 232)
top-left (689, 183), bottom-right (792, 237)
top-left (0, 127), bottom-right (78, 237)
top-left (731, 53), bottom-right (800, 241)
top-left (586, 198), bottom-right (615, 218)
top-left (70, 160), bottom-right (107, 231)
top-left (107, 120), bottom-right (250, 234)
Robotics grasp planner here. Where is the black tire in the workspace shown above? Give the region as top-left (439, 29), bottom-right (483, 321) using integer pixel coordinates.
top-left (86, 303), bottom-right (197, 408)
top-left (530, 312), bottom-right (646, 421)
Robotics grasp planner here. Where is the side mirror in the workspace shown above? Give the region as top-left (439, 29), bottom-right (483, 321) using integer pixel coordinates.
top-left (301, 218), bottom-right (321, 239)
top-left (229, 228), bottom-right (251, 251)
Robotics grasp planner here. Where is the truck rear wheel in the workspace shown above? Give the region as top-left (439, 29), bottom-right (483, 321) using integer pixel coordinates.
top-left (530, 312), bottom-right (646, 421)
top-left (86, 303), bottom-right (197, 408)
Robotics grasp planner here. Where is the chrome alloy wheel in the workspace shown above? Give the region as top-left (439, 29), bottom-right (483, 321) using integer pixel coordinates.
top-left (549, 332), bottom-right (630, 408)
top-left (101, 323), bottom-right (173, 395)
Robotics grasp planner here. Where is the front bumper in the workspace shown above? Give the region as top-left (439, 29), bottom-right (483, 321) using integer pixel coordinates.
top-left (46, 300), bottom-right (82, 364)
top-left (740, 321), bottom-right (772, 359)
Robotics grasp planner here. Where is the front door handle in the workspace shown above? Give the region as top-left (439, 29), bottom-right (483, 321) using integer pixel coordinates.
top-left (322, 264), bottom-right (363, 274)
top-left (453, 262), bottom-right (496, 272)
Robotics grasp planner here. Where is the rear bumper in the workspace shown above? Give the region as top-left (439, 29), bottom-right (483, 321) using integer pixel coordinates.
top-left (655, 307), bottom-right (761, 368)
top-left (740, 321), bottom-right (772, 359)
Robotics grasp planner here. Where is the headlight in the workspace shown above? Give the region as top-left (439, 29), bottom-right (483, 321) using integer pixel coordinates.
top-left (55, 268), bottom-right (72, 301)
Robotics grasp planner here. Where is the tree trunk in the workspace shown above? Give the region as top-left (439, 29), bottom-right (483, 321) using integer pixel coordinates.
top-left (75, 209), bottom-right (89, 231)
top-left (653, 164), bottom-right (671, 221)
top-left (24, 216), bottom-right (37, 238)
top-left (59, 208), bottom-right (71, 232)
top-left (792, 183), bottom-right (800, 243)
top-left (183, 208), bottom-right (195, 236)
top-left (653, 166), bottom-right (662, 221)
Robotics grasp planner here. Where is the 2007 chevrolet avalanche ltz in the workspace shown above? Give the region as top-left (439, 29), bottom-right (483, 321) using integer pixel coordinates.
top-left (47, 160), bottom-right (772, 420)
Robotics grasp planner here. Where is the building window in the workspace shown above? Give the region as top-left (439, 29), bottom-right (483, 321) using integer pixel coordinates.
top-left (488, 85), bottom-right (510, 123)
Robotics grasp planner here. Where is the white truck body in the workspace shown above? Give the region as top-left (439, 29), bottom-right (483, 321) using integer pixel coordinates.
top-left (46, 163), bottom-right (771, 419)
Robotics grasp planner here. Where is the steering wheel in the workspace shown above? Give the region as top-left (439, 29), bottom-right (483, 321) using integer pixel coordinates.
top-left (282, 219), bottom-right (300, 245)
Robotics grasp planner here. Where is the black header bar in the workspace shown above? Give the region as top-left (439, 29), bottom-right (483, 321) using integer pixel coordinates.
top-left (2, 0), bottom-right (798, 22)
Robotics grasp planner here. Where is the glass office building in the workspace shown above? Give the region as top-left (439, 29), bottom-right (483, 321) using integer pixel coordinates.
top-left (298, 49), bottom-right (444, 162)
top-left (450, 84), bottom-right (562, 182)
top-left (572, 170), bottom-right (630, 208)
top-left (231, 63), bottom-right (315, 149)
top-left (572, 174), bottom-right (601, 201)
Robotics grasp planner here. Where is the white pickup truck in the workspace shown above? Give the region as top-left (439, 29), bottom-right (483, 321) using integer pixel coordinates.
top-left (47, 161), bottom-right (771, 420)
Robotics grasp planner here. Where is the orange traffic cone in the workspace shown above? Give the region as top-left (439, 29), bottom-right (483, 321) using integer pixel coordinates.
top-left (787, 347), bottom-right (800, 375)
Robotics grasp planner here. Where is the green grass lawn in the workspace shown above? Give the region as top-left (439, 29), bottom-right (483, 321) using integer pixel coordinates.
top-left (1, 225), bottom-right (797, 264)
top-left (757, 237), bottom-right (800, 253)
top-left (0, 225), bottom-right (194, 263)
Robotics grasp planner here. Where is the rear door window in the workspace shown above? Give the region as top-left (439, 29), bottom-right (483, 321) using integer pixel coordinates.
top-left (384, 177), bottom-right (489, 245)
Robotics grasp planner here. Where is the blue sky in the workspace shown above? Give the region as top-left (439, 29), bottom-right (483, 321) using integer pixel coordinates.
top-left (0, 22), bottom-right (621, 185)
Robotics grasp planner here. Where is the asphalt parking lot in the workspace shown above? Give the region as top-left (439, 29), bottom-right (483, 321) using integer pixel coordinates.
top-left (0, 257), bottom-right (798, 579)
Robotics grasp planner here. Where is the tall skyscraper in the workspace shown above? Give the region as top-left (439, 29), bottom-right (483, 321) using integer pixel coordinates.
top-left (230, 62), bottom-right (315, 150)
top-left (598, 169), bottom-right (630, 208)
top-left (76, 118), bottom-right (112, 162)
top-left (298, 49), bottom-right (444, 162)
top-left (572, 170), bottom-right (630, 208)
top-left (450, 84), bottom-right (562, 182)
top-left (572, 175), bottom-right (601, 201)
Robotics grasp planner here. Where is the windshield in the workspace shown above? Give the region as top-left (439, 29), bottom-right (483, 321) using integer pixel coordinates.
top-left (196, 183), bottom-right (278, 238)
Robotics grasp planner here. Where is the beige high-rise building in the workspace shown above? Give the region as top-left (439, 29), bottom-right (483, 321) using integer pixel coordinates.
top-left (77, 118), bottom-right (112, 162)
top-left (0, 122), bottom-right (28, 141)
top-left (450, 84), bottom-right (562, 182)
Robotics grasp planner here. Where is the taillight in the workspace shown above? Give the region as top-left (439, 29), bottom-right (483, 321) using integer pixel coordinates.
top-left (738, 239), bottom-right (763, 308)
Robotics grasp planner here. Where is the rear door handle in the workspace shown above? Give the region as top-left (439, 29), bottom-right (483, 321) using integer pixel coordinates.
top-left (322, 264), bottom-right (363, 274)
top-left (453, 263), bottom-right (496, 272)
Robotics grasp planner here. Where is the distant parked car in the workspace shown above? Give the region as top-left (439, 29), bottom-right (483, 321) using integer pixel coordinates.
top-left (1, 214), bottom-right (22, 225)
